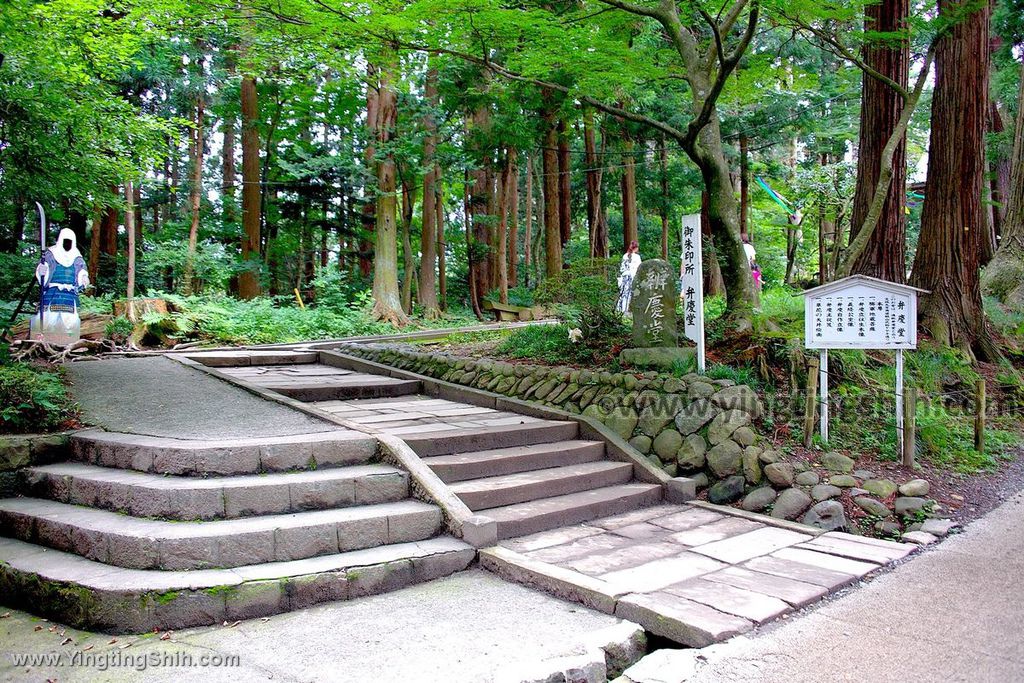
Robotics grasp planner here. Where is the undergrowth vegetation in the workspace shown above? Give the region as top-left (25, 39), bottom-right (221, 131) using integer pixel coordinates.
top-left (0, 354), bottom-right (77, 433)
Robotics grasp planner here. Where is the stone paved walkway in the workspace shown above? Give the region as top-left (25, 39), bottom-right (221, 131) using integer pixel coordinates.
top-left (68, 357), bottom-right (340, 439)
top-left (317, 395), bottom-right (554, 435)
top-left (490, 503), bottom-right (914, 646)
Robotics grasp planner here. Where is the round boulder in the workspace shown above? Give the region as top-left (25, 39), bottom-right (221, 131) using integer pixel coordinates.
top-left (899, 479), bottom-right (931, 497)
top-left (741, 487), bottom-right (777, 512)
top-left (676, 434), bottom-right (708, 471)
top-left (764, 462), bottom-right (795, 488)
top-left (707, 410), bottom-right (751, 446)
top-left (821, 451), bottom-right (855, 473)
top-left (771, 488), bottom-right (813, 520)
top-left (652, 429), bottom-right (683, 461)
top-left (854, 496), bottom-right (892, 518)
top-left (811, 484), bottom-right (842, 501)
top-left (802, 500), bottom-right (847, 531)
top-left (629, 435), bottom-right (652, 455)
top-left (863, 479), bottom-right (898, 499)
top-left (708, 475), bottom-right (746, 505)
top-left (795, 471), bottom-right (820, 487)
top-left (706, 440), bottom-right (743, 478)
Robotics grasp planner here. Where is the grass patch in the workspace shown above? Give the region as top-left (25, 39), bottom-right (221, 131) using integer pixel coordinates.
top-left (0, 361), bottom-right (77, 434)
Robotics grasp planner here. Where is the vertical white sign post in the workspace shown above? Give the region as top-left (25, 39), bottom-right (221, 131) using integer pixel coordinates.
top-left (679, 213), bottom-right (705, 373)
top-left (802, 275), bottom-right (925, 453)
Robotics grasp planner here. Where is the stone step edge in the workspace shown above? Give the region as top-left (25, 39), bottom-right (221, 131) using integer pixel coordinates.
top-left (451, 462), bottom-right (634, 511)
top-left (479, 546), bottom-right (755, 648)
top-left (0, 536), bottom-right (475, 634)
top-left (0, 498), bottom-right (442, 570)
top-left (22, 463), bottom-right (409, 521)
top-left (71, 429), bottom-right (379, 476)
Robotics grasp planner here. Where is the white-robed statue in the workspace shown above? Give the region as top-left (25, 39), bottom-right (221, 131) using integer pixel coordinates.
top-left (30, 228), bottom-right (90, 346)
top-left (616, 240), bottom-right (642, 314)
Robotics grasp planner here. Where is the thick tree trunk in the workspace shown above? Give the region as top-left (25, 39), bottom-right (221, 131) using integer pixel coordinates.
top-left (87, 205), bottom-right (101, 289)
top-left (222, 116), bottom-right (236, 225)
top-left (558, 119), bottom-right (572, 247)
top-left (621, 134), bottom-right (638, 252)
top-left (542, 103), bottom-right (562, 278)
top-left (739, 134), bottom-right (749, 240)
top-left (369, 62), bottom-right (409, 326)
top-left (849, 0), bottom-right (909, 282)
top-left (584, 111), bottom-right (608, 260)
top-left (184, 95), bottom-right (204, 295)
top-left (437, 176), bottom-right (447, 311)
top-left (701, 191), bottom-right (726, 297)
top-left (911, 0), bottom-right (998, 360)
top-left (523, 154), bottom-right (534, 286)
top-left (982, 60), bottom-right (1024, 309)
top-left (496, 150), bottom-right (511, 304)
top-left (401, 174), bottom-right (415, 314)
top-left (239, 74), bottom-right (262, 299)
top-left (509, 148), bottom-right (519, 288)
top-left (418, 65), bottom-right (441, 317)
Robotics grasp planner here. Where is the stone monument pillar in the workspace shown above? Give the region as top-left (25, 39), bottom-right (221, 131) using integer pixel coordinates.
top-left (621, 259), bottom-right (693, 368)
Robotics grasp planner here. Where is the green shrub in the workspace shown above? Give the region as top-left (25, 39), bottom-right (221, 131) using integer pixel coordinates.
top-left (105, 316), bottom-right (134, 344)
top-left (496, 324), bottom-right (580, 364)
top-left (0, 363), bottom-right (76, 433)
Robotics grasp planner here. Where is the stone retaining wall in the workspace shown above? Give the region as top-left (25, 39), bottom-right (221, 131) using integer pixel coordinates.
top-left (0, 433), bottom-right (69, 497)
top-left (337, 343), bottom-right (766, 487)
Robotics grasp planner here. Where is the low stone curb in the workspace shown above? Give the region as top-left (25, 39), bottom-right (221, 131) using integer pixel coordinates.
top-left (0, 536), bottom-right (474, 634)
top-left (0, 432), bottom-right (72, 497)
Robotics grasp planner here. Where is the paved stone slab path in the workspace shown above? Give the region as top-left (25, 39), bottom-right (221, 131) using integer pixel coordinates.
top-left (68, 357), bottom-right (339, 439)
top-left (486, 503), bottom-right (914, 646)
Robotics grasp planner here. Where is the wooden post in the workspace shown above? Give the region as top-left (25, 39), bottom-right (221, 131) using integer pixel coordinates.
top-left (975, 379), bottom-right (986, 453)
top-left (803, 355), bottom-right (820, 448)
top-left (903, 387), bottom-right (916, 468)
top-left (895, 349), bottom-right (904, 458)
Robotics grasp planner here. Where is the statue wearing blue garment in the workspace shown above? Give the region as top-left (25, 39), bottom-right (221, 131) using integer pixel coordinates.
top-left (30, 228), bottom-right (90, 346)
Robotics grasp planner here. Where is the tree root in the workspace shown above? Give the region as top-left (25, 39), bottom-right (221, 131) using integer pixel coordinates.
top-left (9, 338), bottom-right (131, 364)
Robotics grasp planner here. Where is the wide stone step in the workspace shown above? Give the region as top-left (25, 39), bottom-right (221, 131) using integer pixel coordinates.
top-left (0, 535), bottom-right (474, 633)
top-left (403, 421), bottom-right (579, 457)
top-left (21, 463), bottom-right (408, 520)
top-left (266, 378), bottom-right (422, 402)
top-left (482, 484), bottom-right (664, 540)
top-left (450, 462), bottom-right (634, 511)
top-left (423, 440), bottom-right (606, 483)
top-left (70, 429), bottom-right (378, 476)
top-left (0, 497), bottom-right (441, 570)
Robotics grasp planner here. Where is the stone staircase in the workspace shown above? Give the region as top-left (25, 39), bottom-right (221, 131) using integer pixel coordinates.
top-left (0, 428), bottom-right (474, 633)
top-left (197, 358), bottom-right (668, 542)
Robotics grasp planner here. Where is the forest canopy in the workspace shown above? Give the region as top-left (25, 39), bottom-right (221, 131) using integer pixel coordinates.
top-left (1, 0), bottom-right (1022, 356)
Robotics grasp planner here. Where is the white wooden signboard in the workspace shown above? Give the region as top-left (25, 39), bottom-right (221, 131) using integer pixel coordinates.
top-left (802, 275), bottom-right (926, 454)
top-left (679, 213), bottom-right (705, 373)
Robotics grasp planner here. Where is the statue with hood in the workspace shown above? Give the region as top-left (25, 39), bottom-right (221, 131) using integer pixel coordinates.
top-left (30, 228), bottom-right (90, 345)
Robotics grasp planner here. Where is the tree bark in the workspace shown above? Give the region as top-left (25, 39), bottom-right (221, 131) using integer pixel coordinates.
top-left (982, 60), bottom-right (1024, 309)
top-left (509, 148), bottom-right (520, 288)
top-left (437, 176), bottom-right (447, 310)
top-left (739, 134), bottom-right (749, 240)
top-left (401, 173), bottom-right (415, 313)
top-left (701, 191), bottom-right (726, 297)
top-left (370, 61), bottom-right (409, 326)
top-left (496, 150), bottom-right (512, 303)
top-left (87, 205), bottom-right (101, 289)
top-left (523, 153), bottom-right (534, 286)
top-left (239, 74), bottom-right (262, 299)
top-left (184, 94), bottom-right (204, 295)
top-left (584, 111), bottom-right (609, 260)
top-left (418, 64), bottom-right (441, 317)
top-left (910, 0), bottom-right (998, 360)
top-left (985, 99), bottom-right (1010, 262)
top-left (849, 0), bottom-right (909, 282)
top-left (660, 134), bottom-right (670, 260)
top-left (558, 118), bottom-right (572, 247)
top-left (542, 100), bottom-right (562, 278)
top-left (222, 115), bottom-right (236, 225)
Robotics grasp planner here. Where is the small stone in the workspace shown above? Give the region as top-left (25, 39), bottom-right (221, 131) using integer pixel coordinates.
top-left (758, 449), bottom-right (782, 465)
top-left (764, 462), bottom-right (795, 488)
top-left (821, 451), bottom-right (855, 473)
top-left (854, 497), bottom-right (892, 518)
top-left (811, 484), bottom-right (842, 501)
top-left (652, 430), bottom-right (684, 461)
top-left (792, 461), bottom-right (810, 473)
top-left (673, 399), bottom-right (719, 435)
top-left (732, 426), bottom-right (756, 448)
top-left (687, 382), bottom-right (716, 400)
top-left (742, 446), bottom-right (763, 485)
top-left (795, 471), bottom-right (820, 487)
top-left (902, 531), bottom-right (938, 545)
top-left (899, 479), bottom-right (930, 497)
top-left (605, 407), bottom-right (639, 440)
top-left (628, 435), bottom-right (652, 455)
top-left (874, 520), bottom-right (902, 536)
top-left (921, 518), bottom-right (957, 537)
top-left (741, 486), bottom-right (777, 512)
top-left (829, 475), bottom-right (858, 488)
top-left (675, 434), bottom-right (707, 471)
top-left (708, 475), bottom-right (746, 505)
top-left (711, 385), bottom-right (764, 418)
top-left (690, 472), bottom-right (710, 490)
top-left (707, 410), bottom-right (751, 446)
top-left (895, 496), bottom-right (930, 516)
top-left (802, 500), bottom-right (847, 531)
top-left (849, 487), bottom-right (869, 498)
top-left (706, 440), bottom-right (743, 478)
top-left (862, 479), bottom-right (898, 499)
top-left (853, 469), bottom-right (876, 480)
top-left (771, 488), bottom-right (812, 520)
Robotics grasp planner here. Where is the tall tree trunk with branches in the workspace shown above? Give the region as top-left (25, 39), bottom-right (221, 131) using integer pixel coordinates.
top-left (911, 0), bottom-right (998, 360)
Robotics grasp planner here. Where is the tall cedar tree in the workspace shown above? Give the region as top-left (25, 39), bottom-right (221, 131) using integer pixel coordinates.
top-left (911, 0), bottom-right (998, 360)
top-left (239, 74), bottom-right (262, 299)
top-left (850, 0), bottom-right (910, 282)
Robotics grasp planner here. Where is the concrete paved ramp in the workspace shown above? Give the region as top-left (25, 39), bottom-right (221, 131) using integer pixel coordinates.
top-left (484, 503), bottom-right (915, 646)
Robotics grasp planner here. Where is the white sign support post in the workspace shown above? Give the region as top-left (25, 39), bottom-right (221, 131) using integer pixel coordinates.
top-left (802, 275), bottom-right (926, 455)
top-left (680, 213), bottom-right (705, 373)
